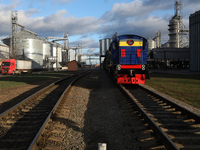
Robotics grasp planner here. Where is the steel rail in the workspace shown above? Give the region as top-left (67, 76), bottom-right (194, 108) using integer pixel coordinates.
top-left (27, 71), bottom-right (91, 150)
top-left (118, 85), bottom-right (179, 150)
top-left (0, 74), bottom-right (77, 121)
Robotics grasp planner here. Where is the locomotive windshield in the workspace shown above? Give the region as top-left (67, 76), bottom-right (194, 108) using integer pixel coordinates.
top-left (2, 62), bottom-right (10, 66)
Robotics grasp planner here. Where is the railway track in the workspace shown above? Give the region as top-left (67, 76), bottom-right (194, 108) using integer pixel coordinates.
top-left (0, 71), bottom-right (90, 150)
top-left (33, 70), bottom-right (166, 150)
top-left (120, 84), bottom-right (200, 150)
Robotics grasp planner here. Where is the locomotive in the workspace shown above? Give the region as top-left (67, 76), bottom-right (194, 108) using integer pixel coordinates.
top-left (104, 33), bottom-right (149, 84)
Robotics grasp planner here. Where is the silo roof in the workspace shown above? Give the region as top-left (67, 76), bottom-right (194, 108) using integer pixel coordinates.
top-left (2, 29), bottom-right (44, 44)
top-left (15, 29), bottom-right (44, 41)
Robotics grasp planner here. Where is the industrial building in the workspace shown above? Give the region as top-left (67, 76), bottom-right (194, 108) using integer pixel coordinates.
top-left (149, 48), bottom-right (189, 69)
top-left (148, 0), bottom-right (189, 49)
top-left (2, 29), bottom-right (66, 70)
top-left (147, 0), bottom-right (198, 71)
top-left (0, 11), bottom-right (87, 71)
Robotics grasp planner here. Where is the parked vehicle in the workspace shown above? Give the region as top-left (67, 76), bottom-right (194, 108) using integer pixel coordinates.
top-left (2, 59), bottom-right (32, 75)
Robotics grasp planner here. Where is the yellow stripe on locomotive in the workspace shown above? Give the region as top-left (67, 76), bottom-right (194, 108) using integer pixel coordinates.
top-left (119, 39), bottom-right (143, 47)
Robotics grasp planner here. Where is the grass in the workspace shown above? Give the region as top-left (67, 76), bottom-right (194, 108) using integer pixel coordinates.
top-left (145, 73), bottom-right (200, 109)
top-left (0, 71), bottom-right (76, 89)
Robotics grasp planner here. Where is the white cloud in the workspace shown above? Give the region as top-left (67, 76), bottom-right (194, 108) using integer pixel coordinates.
top-left (25, 9), bottom-right (40, 17)
top-left (43, 9), bottom-right (69, 23)
top-left (7, 9), bottom-right (101, 38)
top-left (100, 0), bottom-right (172, 24)
top-left (0, 4), bottom-right (17, 37)
top-left (70, 38), bottom-right (98, 49)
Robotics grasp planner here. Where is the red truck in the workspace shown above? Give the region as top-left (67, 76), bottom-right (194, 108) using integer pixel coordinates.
top-left (0, 61), bottom-right (2, 73)
top-left (2, 59), bottom-right (32, 75)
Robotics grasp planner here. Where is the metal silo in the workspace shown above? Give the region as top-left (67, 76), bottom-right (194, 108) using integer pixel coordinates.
top-left (15, 30), bottom-right (44, 69)
top-left (80, 55), bottom-right (87, 64)
top-left (43, 41), bottom-right (51, 69)
top-left (99, 38), bottom-right (111, 56)
top-left (43, 41), bottom-right (51, 59)
top-left (99, 39), bottom-right (106, 56)
top-left (105, 38), bottom-right (111, 51)
top-left (68, 49), bottom-right (76, 62)
top-left (147, 38), bottom-right (156, 50)
top-left (62, 50), bottom-right (67, 65)
top-left (190, 10), bottom-right (200, 71)
top-left (0, 42), bottom-right (9, 58)
top-left (58, 46), bottom-right (62, 63)
top-left (51, 43), bottom-right (62, 69)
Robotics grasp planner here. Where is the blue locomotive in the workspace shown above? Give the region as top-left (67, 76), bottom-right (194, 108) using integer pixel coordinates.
top-left (104, 33), bottom-right (149, 84)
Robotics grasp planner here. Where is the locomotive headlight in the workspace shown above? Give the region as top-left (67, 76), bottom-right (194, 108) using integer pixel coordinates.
top-left (117, 64), bottom-right (121, 70)
top-left (142, 65), bottom-right (145, 70)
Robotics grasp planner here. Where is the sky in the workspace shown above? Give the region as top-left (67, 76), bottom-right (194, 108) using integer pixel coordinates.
top-left (0, 0), bottom-right (200, 55)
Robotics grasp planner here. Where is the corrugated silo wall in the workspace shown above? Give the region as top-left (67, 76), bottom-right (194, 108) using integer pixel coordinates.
top-left (62, 50), bottom-right (67, 65)
top-left (99, 38), bottom-right (112, 69)
top-left (51, 44), bottom-right (62, 69)
top-left (58, 46), bottom-right (62, 63)
top-left (43, 42), bottom-right (51, 69)
top-left (190, 11), bottom-right (200, 71)
top-left (16, 39), bottom-right (43, 69)
top-left (43, 42), bottom-right (51, 59)
top-left (0, 45), bottom-right (9, 58)
top-left (99, 38), bottom-right (112, 56)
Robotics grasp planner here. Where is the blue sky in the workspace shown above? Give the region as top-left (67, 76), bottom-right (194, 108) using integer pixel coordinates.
top-left (0, 0), bottom-right (200, 55)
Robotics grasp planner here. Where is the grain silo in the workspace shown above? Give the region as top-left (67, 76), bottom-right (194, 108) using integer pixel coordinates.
top-left (16, 30), bottom-right (44, 69)
top-left (99, 38), bottom-right (111, 56)
top-left (43, 41), bottom-right (51, 69)
top-left (147, 38), bottom-right (156, 50)
top-left (0, 42), bottom-right (9, 59)
top-left (67, 49), bottom-right (75, 62)
top-left (2, 29), bottom-right (44, 69)
top-left (99, 38), bottom-right (112, 69)
top-left (51, 43), bottom-right (62, 69)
